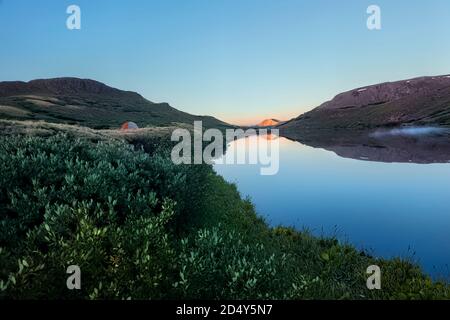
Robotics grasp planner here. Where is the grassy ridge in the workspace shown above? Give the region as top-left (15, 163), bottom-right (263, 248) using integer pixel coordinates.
top-left (0, 132), bottom-right (449, 300)
top-left (0, 93), bottom-right (230, 130)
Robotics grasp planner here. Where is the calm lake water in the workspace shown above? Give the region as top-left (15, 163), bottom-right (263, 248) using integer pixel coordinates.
top-left (213, 131), bottom-right (450, 278)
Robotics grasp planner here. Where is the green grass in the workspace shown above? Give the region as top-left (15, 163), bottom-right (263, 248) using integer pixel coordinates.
top-left (0, 93), bottom-right (231, 130)
top-left (0, 132), bottom-right (449, 300)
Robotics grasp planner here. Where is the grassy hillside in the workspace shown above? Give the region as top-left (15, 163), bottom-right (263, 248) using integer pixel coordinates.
top-left (280, 75), bottom-right (450, 133)
top-left (0, 78), bottom-right (231, 130)
top-left (0, 119), bottom-right (191, 142)
top-left (0, 128), bottom-right (449, 300)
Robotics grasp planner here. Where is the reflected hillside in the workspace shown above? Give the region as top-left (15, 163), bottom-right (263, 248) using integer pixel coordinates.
top-left (281, 126), bottom-right (450, 164)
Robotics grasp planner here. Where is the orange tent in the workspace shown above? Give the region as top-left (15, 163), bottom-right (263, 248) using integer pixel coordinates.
top-left (120, 121), bottom-right (139, 131)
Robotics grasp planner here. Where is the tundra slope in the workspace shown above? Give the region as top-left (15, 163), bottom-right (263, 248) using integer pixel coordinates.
top-left (279, 75), bottom-right (450, 133)
top-left (0, 77), bottom-right (230, 129)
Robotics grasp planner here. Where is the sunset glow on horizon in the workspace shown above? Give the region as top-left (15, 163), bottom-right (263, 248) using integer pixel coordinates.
top-left (1, 1), bottom-right (450, 123)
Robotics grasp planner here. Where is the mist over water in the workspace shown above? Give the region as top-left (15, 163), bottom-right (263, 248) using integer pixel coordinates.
top-left (370, 126), bottom-right (448, 138)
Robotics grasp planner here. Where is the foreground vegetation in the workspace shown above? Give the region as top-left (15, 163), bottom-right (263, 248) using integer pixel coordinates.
top-left (0, 133), bottom-right (449, 299)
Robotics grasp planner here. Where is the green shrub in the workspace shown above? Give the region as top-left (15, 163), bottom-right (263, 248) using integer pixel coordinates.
top-left (0, 134), bottom-right (203, 299)
top-left (173, 226), bottom-right (294, 299)
top-left (2, 200), bottom-right (176, 299)
top-left (0, 134), bottom-right (449, 300)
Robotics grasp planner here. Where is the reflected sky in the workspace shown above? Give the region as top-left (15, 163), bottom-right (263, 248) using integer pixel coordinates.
top-left (214, 135), bottom-right (450, 278)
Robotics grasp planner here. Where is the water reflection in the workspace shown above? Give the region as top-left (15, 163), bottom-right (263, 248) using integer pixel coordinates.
top-left (214, 127), bottom-right (450, 278)
top-left (281, 127), bottom-right (450, 164)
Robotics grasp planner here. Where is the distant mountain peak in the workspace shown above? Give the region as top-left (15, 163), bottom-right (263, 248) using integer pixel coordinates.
top-left (257, 119), bottom-right (281, 127)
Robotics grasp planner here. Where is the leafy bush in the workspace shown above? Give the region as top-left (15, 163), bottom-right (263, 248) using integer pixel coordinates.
top-left (173, 226), bottom-right (293, 299)
top-left (2, 200), bottom-right (176, 299)
top-left (0, 134), bottom-right (205, 298)
top-left (0, 134), bottom-right (449, 300)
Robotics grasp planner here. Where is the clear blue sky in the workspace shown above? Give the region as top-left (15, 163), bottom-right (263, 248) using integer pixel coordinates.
top-left (1, 0), bottom-right (450, 125)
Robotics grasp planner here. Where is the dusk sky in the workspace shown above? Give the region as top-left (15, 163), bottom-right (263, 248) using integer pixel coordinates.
top-left (1, 0), bottom-right (450, 125)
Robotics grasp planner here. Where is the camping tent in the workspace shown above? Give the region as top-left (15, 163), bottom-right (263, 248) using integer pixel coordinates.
top-left (120, 121), bottom-right (139, 131)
